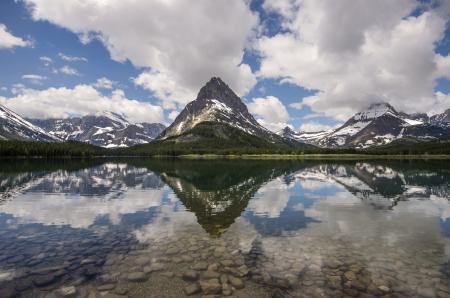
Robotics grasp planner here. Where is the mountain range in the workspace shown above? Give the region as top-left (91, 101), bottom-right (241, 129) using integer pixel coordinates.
top-left (0, 105), bottom-right (58, 142)
top-left (0, 106), bottom-right (165, 147)
top-left (1, 77), bottom-right (450, 150)
top-left (28, 112), bottom-right (165, 148)
top-left (278, 102), bottom-right (450, 148)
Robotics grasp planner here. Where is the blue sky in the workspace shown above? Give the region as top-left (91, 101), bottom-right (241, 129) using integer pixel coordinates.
top-left (0, 0), bottom-right (449, 132)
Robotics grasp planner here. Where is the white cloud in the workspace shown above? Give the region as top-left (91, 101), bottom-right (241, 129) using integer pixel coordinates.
top-left (24, 0), bottom-right (258, 109)
top-left (93, 77), bottom-right (115, 89)
top-left (436, 54), bottom-right (450, 80)
top-left (60, 65), bottom-right (80, 76)
top-left (431, 91), bottom-right (450, 115)
top-left (133, 70), bottom-right (196, 109)
top-left (247, 96), bottom-right (290, 131)
top-left (0, 23), bottom-right (30, 49)
top-left (289, 102), bottom-right (304, 110)
top-left (22, 74), bottom-right (47, 85)
top-left (257, 0), bottom-right (450, 120)
top-left (39, 56), bottom-right (52, 66)
top-left (0, 84), bottom-right (164, 123)
top-left (299, 122), bottom-right (335, 132)
top-left (168, 110), bottom-right (180, 121)
top-left (11, 83), bottom-right (26, 95)
top-left (301, 113), bottom-right (322, 120)
top-left (58, 52), bottom-right (87, 62)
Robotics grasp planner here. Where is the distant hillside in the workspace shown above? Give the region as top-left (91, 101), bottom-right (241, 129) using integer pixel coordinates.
top-left (123, 122), bottom-right (312, 156)
top-left (29, 112), bottom-right (165, 148)
top-left (0, 104), bottom-right (59, 142)
top-left (0, 140), bottom-right (107, 157)
top-left (280, 103), bottom-right (450, 148)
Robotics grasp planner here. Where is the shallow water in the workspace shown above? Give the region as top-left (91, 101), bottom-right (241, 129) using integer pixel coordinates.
top-left (0, 159), bottom-right (449, 297)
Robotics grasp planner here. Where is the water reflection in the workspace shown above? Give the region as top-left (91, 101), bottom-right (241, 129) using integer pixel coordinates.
top-left (0, 159), bottom-right (448, 297)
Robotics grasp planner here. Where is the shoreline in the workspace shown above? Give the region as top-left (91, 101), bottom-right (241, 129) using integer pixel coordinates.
top-left (173, 154), bottom-right (450, 160)
top-left (2, 154), bottom-right (450, 160)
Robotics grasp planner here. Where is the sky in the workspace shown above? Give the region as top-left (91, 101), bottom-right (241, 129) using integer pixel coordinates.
top-left (0, 0), bottom-right (449, 132)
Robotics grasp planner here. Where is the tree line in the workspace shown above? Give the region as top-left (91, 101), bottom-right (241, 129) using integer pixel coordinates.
top-left (1, 138), bottom-right (450, 158)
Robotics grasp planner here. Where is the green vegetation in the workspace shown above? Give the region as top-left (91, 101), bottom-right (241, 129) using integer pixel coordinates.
top-left (0, 140), bottom-right (107, 157)
top-left (119, 122), bottom-right (306, 156)
top-left (1, 128), bottom-right (450, 158)
top-left (364, 138), bottom-right (450, 155)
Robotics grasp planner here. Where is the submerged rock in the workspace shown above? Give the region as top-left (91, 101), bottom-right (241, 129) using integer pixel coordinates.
top-left (228, 276), bottom-right (245, 289)
top-left (56, 286), bottom-right (77, 297)
top-left (199, 279), bottom-right (222, 294)
top-left (184, 283), bottom-right (201, 295)
top-left (126, 272), bottom-right (147, 282)
top-left (182, 270), bottom-right (199, 281)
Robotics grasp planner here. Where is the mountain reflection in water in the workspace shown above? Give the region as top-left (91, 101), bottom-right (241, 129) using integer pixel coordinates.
top-left (0, 159), bottom-right (449, 297)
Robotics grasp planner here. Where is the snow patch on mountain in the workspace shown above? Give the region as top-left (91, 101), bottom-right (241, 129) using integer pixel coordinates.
top-left (0, 104), bottom-right (59, 142)
top-left (281, 102), bottom-right (450, 148)
top-left (29, 113), bottom-right (165, 148)
top-left (353, 103), bottom-right (395, 121)
top-left (159, 77), bottom-right (286, 144)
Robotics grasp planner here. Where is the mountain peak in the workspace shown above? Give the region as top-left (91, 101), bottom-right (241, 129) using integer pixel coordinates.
top-left (199, 77), bottom-right (228, 94)
top-left (206, 77), bottom-right (225, 87)
top-left (159, 77), bottom-right (285, 142)
top-left (367, 102), bottom-right (395, 111)
top-left (353, 101), bottom-right (397, 121)
top-left (196, 77), bottom-right (243, 108)
top-left (281, 126), bottom-right (295, 134)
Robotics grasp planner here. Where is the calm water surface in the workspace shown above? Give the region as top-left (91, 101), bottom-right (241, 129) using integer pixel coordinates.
top-left (0, 159), bottom-right (449, 297)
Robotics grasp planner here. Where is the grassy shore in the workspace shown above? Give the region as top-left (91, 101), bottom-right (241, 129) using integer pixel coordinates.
top-left (3, 153), bottom-right (450, 160)
top-left (167, 154), bottom-right (450, 160)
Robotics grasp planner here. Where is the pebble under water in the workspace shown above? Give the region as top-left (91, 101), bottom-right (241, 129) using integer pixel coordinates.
top-left (0, 158), bottom-right (449, 298)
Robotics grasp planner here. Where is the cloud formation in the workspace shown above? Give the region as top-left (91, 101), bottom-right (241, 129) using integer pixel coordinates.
top-left (58, 52), bottom-right (87, 62)
top-left (247, 96), bottom-right (290, 132)
top-left (60, 65), bottom-right (80, 76)
top-left (22, 74), bottom-right (47, 85)
top-left (0, 84), bottom-right (164, 123)
top-left (257, 0), bottom-right (450, 120)
top-left (93, 77), bottom-right (115, 89)
top-left (0, 23), bottom-right (30, 49)
top-left (24, 0), bottom-right (258, 109)
top-left (39, 56), bottom-right (52, 66)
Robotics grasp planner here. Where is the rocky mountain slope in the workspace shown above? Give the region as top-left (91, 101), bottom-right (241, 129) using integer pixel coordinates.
top-left (30, 112), bottom-right (165, 148)
top-left (0, 104), bottom-right (59, 142)
top-left (278, 126), bottom-right (332, 145)
top-left (159, 77), bottom-right (292, 145)
top-left (280, 103), bottom-right (450, 148)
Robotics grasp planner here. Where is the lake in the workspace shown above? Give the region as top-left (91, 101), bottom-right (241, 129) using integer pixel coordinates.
top-left (0, 159), bottom-right (449, 297)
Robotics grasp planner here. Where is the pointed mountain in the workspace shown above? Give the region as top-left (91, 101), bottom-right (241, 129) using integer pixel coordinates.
top-left (30, 112), bottom-right (166, 148)
top-left (152, 77), bottom-right (311, 151)
top-left (0, 104), bottom-right (59, 142)
top-left (159, 77), bottom-right (283, 143)
top-left (277, 126), bottom-right (297, 139)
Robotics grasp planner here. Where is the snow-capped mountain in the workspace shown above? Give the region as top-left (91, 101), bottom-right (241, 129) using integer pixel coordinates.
top-left (0, 104), bottom-right (59, 142)
top-left (277, 126), bottom-right (332, 145)
top-left (30, 112), bottom-right (165, 148)
top-left (430, 108), bottom-right (450, 125)
top-left (283, 102), bottom-right (450, 148)
top-left (159, 77), bottom-right (284, 143)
